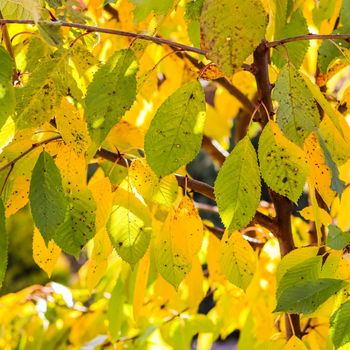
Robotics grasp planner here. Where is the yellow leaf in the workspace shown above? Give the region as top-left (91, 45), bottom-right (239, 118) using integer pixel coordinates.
top-left (88, 169), bottom-right (113, 230)
top-left (207, 232), bottom-right (226, 284)
top-left (129, 158), bottom-right (178, 206)
top-left (133, 249), bottom-right (150, 321)
top-left (86, 227), bottom-right (112, 291)
top-left (336, 187), bottom-right (350, 230)
top-left (55, 143), bottom-right (87, 189)
top-left (299, 206), bottom-right (332, 227)
top-left (56, 99), bottom-right (90, 156)
top-left (154, 196), bottom-right (203, 288)
top-left (180, 255), bottom-right (206, 311)
top-left (106, 120), bottom-right (145, 152)
top-left (5, 176), bottom-right (30, 217)
top-left (282, 336), bottom-right (308, 350)
top-left (319, 115), bottom-right (350, 166)
top-left (32, 226), bottom-right (61, 278)
top-left (219, 231), bottom-right (257, 290)
top-left (304, 133), bottom-right (335, 206)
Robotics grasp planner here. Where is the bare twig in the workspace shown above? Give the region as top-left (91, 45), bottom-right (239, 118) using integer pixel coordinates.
top-left (267, 33), bottom-right (350, 48)
top-left (0, 19), bottom-right (206, 55)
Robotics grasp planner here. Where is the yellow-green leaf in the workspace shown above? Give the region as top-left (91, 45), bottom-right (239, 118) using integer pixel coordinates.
top-left (200, 0), bottom-right (267, 76)
top-left (107, 188), bottom-right (152, 266)
top-left (144, 80), bottom-right (206, 177)
top-left (219, 230), bottom-right (257, 290)
top-left (258, 120), bottom-right (308, 202)
top-left (273, 64), bottom-right (319, 146)
top-left (153, 197), bottom-right (203, 288)
top-left (214, 136), bottom-right (260, 232)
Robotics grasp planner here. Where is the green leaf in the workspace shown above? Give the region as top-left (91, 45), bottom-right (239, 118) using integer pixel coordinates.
top-left (0, 46), bottom-right (15, 128)
top-left (272, 10), bottom-right (309, 69)
top-left (326, 225), bottom-right (350, 250)
top-left (317, 134), bottom-right (345, 195)
top-left (214, 136), bottom-right (261, 232)
top-left (341, 1), bottom-right (350, 30)
top-left (0, 199), bottom-right (7, 287)
top-left (277, 256), bottom-right (322, 298)
top-left (37, 21), bottom-right (63, 48)
top-left (219, 231), bottom-right (257, 290)
top-left (29, 151), bottom-right (67, 244)
top-left (200, 0), bottom-right (267, 76)
top-left (272, 64), bottom-right (319, 146)
top-left (144, 80), bottom-right (206, 177)
top-left (185, 0), bottom-right (204, 48)
top-left (258, 121), bottom-right (308, 202)
top-left (330, 300), bottom-right (350, 349)
top-left (54, 188), bottom-right (96, 256)
top-left (131, 0), bottom-right (174, 22)
top-left (318, 29), bottom-right (350, 74)
top-left (275, 279), bottom-right (347, 314)
top-left (107, 190), bottom-right (152, 267)
top-left (85, 49), bottom-right (138, 150)
top-left (312, 0), bottom-right (337, 29)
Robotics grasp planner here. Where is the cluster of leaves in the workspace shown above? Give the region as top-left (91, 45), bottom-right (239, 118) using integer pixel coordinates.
top-left (1, 0), bottom-right (350, 349)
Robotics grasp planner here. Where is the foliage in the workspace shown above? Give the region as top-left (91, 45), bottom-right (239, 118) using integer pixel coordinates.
top-left (1, 0), bottom-right (350, 349)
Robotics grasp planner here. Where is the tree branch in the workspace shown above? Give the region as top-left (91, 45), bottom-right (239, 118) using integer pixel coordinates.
top-left (201, 135), bottom-right (228, 165)
top-left (267, 33), bottom-right (350, 48)
top-left (95, 147), bottom-right (277, 233)
top-left (0, 19), bottom-right (206, 55)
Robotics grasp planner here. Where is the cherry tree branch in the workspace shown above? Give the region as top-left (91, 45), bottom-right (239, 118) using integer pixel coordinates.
top-left (0, 19), bottom-right (206, 55)
top-left (267, 33), bottom-right (350, 48)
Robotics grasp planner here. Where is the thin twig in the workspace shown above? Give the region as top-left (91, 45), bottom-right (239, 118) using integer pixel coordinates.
top-left (0, 135), bottom-right (62, 172)
top-left (0, 19), bottom-right (206, 55)
top-left (267, 33), bottom-right (350, 48)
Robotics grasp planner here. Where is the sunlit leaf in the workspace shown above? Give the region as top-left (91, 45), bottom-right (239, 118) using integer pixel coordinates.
top-left (85, 49), bottom-right (138, 151)
top-left (258, 120), bottom-right (308, 202)
top-left (273, 65), bottom-right (319, 146)
top-left (219, 230), bottom-right (256, 290)
top-left (200, 0), bottom-right (267, 75)
top-left (215, 136), bottom-right (260, 232)
top-left (144, 80), bottom-right (206, 177)
top-left (32, 226), bottom-right (61, 278)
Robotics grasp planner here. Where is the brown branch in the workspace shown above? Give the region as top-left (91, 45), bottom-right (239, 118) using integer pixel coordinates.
top-left (267, 33), bottom-right (350, 48)
top-left (0, 19), bottom-right (206, 55)
top-left (0, 11), bottom-right (19, 83)
top-left (95, 147), bottom-right (277, 233)
top-left (253, 40), bottom-right (301, 340)
top-left (201, 135), bottom-right (228, 165)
